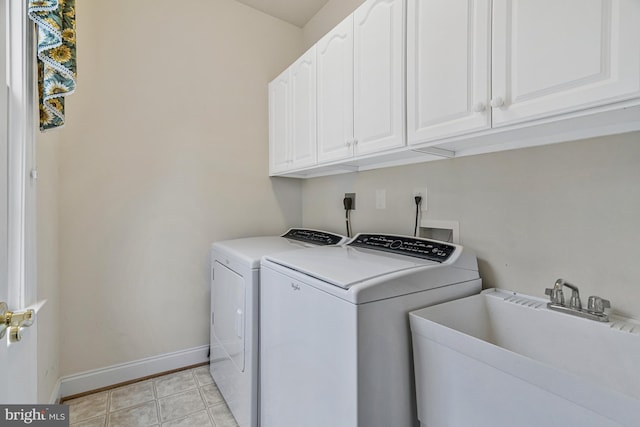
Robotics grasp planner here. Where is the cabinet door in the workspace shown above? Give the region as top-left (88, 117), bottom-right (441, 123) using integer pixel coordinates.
top-left (268, 69), bottom-right (290, 174)
top-left (407, 0), bottom-right (491, 144)
top-left (492, 0), bottom-right (640, 126)
top-left (317, 15), bottom-right (355, 163)
top-left (290, 47), bottom-right (317, 169)
top-left (354, 0), bottom-right (405, 155)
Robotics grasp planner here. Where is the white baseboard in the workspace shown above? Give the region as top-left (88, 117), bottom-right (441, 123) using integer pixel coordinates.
top-left (57, 345), bottom-right (209, 399)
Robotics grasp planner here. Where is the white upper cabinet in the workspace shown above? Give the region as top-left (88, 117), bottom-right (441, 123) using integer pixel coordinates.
top-left (268, 69), bottom-right (290, 175)
top-left (290, 46), bottom-right (317, 169)
top-left (317, 0), bottom-right (406, 163)
top-left (492, 0), bottom-right (640, 126)
top-left (354, 0), bottom-right (405, 155)
top-left (268, 47), bottom-right (317, 175)
top-left (270, 0), bottom-right (640, 177)
top-left (317, 15), bottom-right (355, 163)
top-left (407, 0), bottom-right (491, 143)
top-left (408, 0), bottom-right (640, 146)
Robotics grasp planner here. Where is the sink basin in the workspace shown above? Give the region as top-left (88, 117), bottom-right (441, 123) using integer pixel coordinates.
top-left (410, 288), bottom-right (640, 427)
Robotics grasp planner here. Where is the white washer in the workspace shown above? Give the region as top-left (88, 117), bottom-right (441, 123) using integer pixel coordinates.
top-left (259, 233), bottom-right (482, 427)
top-left (209, 228), bottom-right (347, 427)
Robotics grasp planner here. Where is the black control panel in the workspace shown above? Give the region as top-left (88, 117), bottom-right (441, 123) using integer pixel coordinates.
top-left (347, 234), bottom-right (456, 262)
top-left (282, 229), bottom-right (345, 246)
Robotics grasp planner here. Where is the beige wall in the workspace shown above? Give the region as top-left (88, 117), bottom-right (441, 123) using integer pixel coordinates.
top-left (57, 0), bottom-right (303, 376)
top-left (302, 133), bottom-right (640, 320)
top-left (302, 0), bottom-right (365, 48)
top-left (36, 132), bottom-right (61, 402)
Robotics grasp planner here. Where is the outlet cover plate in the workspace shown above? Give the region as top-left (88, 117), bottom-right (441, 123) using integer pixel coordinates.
top-left (344, 192), bottom-right (356, 210)
top-left (412, 187), bottom-right (427, 211)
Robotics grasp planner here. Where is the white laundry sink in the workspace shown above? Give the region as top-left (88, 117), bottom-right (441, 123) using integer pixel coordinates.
top-left (409, 288), bottom-right (640, 427)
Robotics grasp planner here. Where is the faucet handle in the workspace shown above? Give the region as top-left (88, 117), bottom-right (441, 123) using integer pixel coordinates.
top-left (569, 289), bottom-right (582, 310)
top-left (545, 287), bottom-right (564, 305)
top-left (587, 296), bottom-right (611, 314)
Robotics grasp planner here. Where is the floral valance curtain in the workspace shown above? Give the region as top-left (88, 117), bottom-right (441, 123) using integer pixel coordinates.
top-left (27, 0), bottom-right (77, 131)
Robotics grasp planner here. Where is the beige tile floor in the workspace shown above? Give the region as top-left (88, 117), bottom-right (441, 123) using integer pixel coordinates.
top-left (64, 365), bottom-right (239, 427)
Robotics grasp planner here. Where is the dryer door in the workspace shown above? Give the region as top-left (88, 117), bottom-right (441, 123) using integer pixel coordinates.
top-left (212, 261), bottom-right (246, 372)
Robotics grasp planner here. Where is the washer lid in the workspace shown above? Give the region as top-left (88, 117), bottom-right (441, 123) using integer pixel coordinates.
top-left (213, 236), bottom-right (310, 269)
top-left (263, 244), bottom-right (438, 289)
top-left (212, 229), bottom-right (347, 269)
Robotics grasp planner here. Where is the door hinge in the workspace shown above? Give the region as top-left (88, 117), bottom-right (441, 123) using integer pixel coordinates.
top-left (30, 169), bottom-right (38, 181)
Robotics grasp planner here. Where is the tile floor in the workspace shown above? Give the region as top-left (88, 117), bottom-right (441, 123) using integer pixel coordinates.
top-left (64, 365), bottom-right (239, 427)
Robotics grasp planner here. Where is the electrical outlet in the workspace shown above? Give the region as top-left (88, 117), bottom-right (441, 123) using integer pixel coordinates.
top-left (344, 192), bottom-right (356, 210)
top-left (412, 187), bottom-right (428, 211)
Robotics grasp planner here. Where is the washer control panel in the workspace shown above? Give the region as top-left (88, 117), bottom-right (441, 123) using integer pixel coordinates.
top-left (347, 234), bottom-right (456, 262)
top-left (282, 229), bottom-right (345, 246)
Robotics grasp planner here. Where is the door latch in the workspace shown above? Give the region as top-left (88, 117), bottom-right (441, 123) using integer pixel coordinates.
top-left (0, 302), bottom-right (35, 343)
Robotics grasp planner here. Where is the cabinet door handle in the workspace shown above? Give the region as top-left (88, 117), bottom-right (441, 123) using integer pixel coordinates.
top-left (473, 102), bottom-right (486, 113)
top-left (346, 140), bottom-right (352, 147)
top-left (490, 97), bottom-right (505, 108)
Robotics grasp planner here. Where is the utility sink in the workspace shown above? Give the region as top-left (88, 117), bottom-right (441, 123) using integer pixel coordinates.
top-left (409, 288), bottom-right (640, 427)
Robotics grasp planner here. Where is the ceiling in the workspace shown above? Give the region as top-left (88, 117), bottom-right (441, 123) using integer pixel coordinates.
top-left (235, 0), bottom-right (330, 27)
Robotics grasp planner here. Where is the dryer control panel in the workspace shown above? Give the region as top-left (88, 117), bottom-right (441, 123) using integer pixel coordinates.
top-left (348, 234), bottom-right (456, 262)
top-left (282, 229), bottom-right (346, 246)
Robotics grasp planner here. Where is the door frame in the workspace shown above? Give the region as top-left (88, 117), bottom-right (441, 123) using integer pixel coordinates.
top-left (2, 0), bottom-right (38, 403)
top-left (7, 0), bottom-right (36, 310)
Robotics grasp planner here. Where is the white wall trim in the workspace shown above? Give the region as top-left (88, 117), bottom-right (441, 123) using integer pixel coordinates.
top-left (48, 378), bottom-right (61, 404)
top-left (57, 345), bottom-right (209, 399)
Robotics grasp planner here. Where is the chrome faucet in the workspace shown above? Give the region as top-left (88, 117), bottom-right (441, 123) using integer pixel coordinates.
top-left (544, 278), bottom-right (610, 322)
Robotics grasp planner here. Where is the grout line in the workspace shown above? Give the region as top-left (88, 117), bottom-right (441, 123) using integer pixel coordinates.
top-left (209, 406), bottom-right (218, 427)
top-left (155, 395), bottom-right (162, 425)
top-left (105, 387), bottom-right (111, 426)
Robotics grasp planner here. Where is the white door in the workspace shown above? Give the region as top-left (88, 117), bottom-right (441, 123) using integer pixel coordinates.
top-left (491, 0), bottom-right (640, 126)
top-left (317, 15), bottom-right (354, 163)
top-left (0, 0), bottom-right (39, 403)
top-left (0, 0), bottom-right (7, 401)
top-left (353, 0), bottom-right (405, 156)
top-left (407, 0), bottom-right (491, 144)
top-left (211, 262), bottom-right (245, 372)
top-left (289, 46), bottom-right (317, 170)
top-left (268, 69), bottom-right (291, 174)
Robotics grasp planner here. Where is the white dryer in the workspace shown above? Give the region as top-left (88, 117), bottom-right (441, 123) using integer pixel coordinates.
top-left (259, 233), bottom-right (482, 427)
top-left (209, 228), bottom-right (347, 427)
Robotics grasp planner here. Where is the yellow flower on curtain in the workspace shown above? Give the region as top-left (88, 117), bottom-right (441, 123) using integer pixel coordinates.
top-left (62, 28), bottom-right (75, 43)
top-left (28, 0), bottom-right (77, 131)
top-left (50, 45), bottom-right (72, 63)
